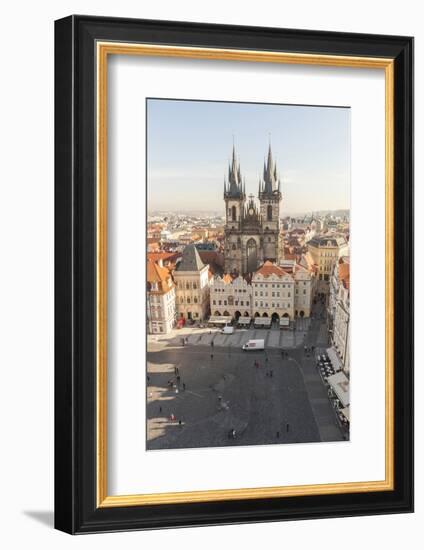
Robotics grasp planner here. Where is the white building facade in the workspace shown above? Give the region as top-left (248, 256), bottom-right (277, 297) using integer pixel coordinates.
top-left (210, 274), bottom-right (253, 318)
top-left (147, 260), bottom-right (176, 334)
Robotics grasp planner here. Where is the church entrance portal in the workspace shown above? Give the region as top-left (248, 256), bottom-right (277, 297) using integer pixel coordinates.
top-left (246, 238), bottom-right (258, 273)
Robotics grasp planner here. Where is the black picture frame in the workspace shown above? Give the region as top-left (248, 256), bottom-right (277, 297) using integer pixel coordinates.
top-left (55, 15), bottom-right (413, 534)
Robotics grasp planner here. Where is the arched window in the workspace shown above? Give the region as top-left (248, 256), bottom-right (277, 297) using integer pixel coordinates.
top-left (267, 204), bottom-right (272, 221)
top-left (231, 205), bottom-right (237, 221)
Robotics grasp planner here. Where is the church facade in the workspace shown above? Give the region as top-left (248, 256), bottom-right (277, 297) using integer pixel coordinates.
top-left (223, 144), bottom-right (282, 275)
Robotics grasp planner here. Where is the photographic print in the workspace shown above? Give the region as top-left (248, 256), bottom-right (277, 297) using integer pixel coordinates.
top-left (146, 98), bottom-right (351, 451)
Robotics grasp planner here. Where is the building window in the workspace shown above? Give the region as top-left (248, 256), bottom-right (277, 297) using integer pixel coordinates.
top-left (231, 205), bottom-right (237, 221)
top-left (187, 297), bottom-right (190, 304)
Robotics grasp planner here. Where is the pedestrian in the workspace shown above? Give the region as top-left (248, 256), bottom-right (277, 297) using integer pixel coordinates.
top-left (211, 353), bottom-right (214, 360)
top-left (170, 413), bottom-right (175, 421)
top-left (232, 429), bottom-right (236, 439)
top-left (183, 383), bottom-right (186, 391)
top-left (179, 420), bottom-right (182, 427)
top-left (265, 356), bottom-right (269, 363)
top-left (147, 375), bottom-right (150, 382)
top-left (177, 375), bottom-right (180, 383)
top-left (276, 431), bottom-right (280, 439)
top-left (181, 337), bottom-right (184, 346)
top-left (159, 406), bottom-right (162, 413)
top-left (270, 369), bottom-right (273, 378)
top-left (286, 423), bottom-right (290, 432)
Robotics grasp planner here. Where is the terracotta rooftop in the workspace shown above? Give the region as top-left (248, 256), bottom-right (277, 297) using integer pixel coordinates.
top-left (338, 262), bottom-right (350, 290)
top-left (255, 261), bottom-right (290, 278)
top-left (146, 260), bottom-right (174, 293)
top-left (147, 251), bottom-right (181, 263)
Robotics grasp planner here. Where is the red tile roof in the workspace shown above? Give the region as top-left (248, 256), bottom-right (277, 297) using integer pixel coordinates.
top-left (255, 261), bottom-right (290, 278)
top-left (146, 260), bottom-right (174, 293)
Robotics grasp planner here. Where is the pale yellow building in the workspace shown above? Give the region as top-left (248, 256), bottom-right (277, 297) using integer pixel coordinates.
top-left (307, 235), bottom-right (348, 295)
top-left (174, 244), bottom-right (211, 322)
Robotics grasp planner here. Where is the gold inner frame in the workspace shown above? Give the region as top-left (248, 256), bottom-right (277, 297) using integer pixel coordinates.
top-left (96, 42), bottom-right (395, 508)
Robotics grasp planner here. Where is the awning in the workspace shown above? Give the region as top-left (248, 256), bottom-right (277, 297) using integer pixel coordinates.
top-left (340, 407), bottom-right (350, 422)
top-left (237, 317), bottom-right (251, 325)
top-left (208, 316), bottom-right (233, 325)
top-left (327, 371), bottom-right (350, 407)
top-left (253, 318), bottom-right (272, 326)
top-left (326, 346), bottom-right (342, 372)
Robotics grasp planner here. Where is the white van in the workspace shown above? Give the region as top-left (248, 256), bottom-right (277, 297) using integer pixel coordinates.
top-left (221, 325), bottom-right (234, 334)
top-left (242, 339), bottom-right (265, 351)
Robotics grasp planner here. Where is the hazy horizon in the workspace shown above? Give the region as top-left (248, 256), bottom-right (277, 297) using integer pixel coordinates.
top-left (147, 99), bottom-right (350, 213)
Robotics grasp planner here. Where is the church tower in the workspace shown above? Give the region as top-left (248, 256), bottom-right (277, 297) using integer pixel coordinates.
top-left (258, 144), bottom-right (282, 263)
top-left (224, 145), bottom-right (246, 274)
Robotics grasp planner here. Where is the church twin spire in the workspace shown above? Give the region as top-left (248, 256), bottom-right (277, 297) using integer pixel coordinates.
top-left (225, 142), bottom-right (281, 199)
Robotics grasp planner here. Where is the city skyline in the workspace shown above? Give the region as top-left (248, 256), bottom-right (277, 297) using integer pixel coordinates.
top-left (147, 98), bottom-right (351, 213)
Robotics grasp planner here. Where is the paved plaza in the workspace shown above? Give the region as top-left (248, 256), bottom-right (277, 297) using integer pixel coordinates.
top-left (147, 303), bottom-right (345, 450)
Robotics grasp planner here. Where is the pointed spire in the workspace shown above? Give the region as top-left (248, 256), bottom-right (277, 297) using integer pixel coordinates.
top-left (226, 142), bottom-right (244, 198)
top-left (262, 144), bottom-right (278, 194)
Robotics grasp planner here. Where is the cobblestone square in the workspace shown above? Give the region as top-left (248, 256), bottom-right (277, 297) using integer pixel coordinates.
top-left (147, 303), bottom-right (345, 450)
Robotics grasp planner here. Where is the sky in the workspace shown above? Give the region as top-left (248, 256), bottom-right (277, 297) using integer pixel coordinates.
top-left (147, 99), bottom-right (350, 214)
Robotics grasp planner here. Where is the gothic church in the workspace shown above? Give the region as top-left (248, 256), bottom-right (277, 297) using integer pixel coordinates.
top-left (223, 144), bottom-right (282, 275)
